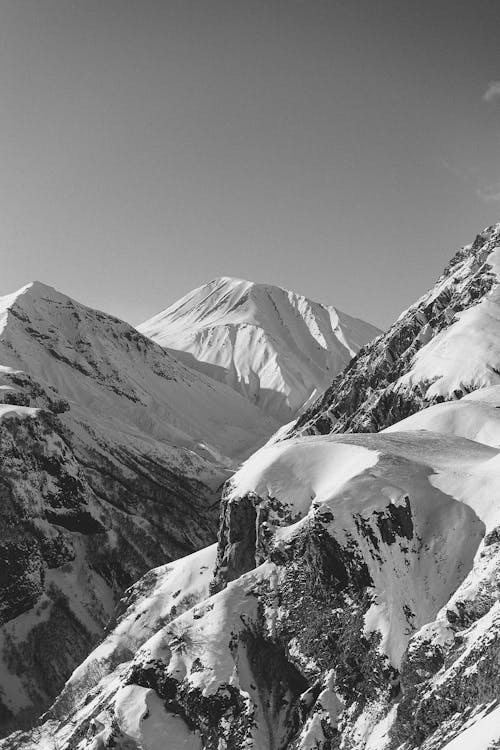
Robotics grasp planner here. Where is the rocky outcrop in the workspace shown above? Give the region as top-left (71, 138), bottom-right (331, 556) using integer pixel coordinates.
top-left (290, 224), bottom-right (500, 436)
top-left (0, 404), bottom-right (218, 736)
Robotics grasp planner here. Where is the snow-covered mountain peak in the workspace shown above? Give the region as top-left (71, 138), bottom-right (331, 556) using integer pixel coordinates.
top-left (1, 279), bottom-right (69, 308)
top-left (138, 277), bottom-right (381, 421)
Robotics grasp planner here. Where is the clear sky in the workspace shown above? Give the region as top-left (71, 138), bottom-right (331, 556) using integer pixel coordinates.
top-left (0, 0), bottom-right (499, 329)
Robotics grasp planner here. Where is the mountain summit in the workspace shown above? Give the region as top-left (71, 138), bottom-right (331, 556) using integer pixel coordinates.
top-left (138, 276), bottom-right (381, 422)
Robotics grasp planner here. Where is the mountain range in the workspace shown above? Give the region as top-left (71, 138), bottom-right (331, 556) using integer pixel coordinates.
top-left (1, 225), bottom-right (500, 750)
top-left (0, 277), bottom-right (375, 737)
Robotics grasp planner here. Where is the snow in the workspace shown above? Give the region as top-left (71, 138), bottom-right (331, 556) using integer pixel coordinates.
top-left (398, 245), bottom-right (500, 401)
top-left (440, 703), bottom-right (500, 750)
top-left (138, 276), bottom-right (380, 422)
top-left (0, 280), bottom-right (279, 477)
top-left (137, 561), bottom-right (277, 697)
top-left (228, 438), bottom-right (379, 518)
top-left (226, 430), bottom-right (500, 665)
top-left (383, 386), bottom-right (500, 447)
top-left (0, 404), bottom-right (39, 420)
top-left (112, 685), bottom-right (201, 750)
top-left (58, 545), bottom-right (218, 710)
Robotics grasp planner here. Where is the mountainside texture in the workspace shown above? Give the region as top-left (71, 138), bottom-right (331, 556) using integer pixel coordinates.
top-left (7, 392), bottom-right (500, 749)
top-left (138, 277), bottom-right (381, 422)
top-left (290, 223), bottom-right (500, 436)
top-left (3, 226), bottom-right (500, 750)
top-left (0, 282), bottom-right (276, 735)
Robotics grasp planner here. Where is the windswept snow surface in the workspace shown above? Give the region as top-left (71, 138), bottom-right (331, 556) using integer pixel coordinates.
top-left (440, 704), bottom-right (500, 750)
top-left (383, 385), bottom-right (500, 447)
top-left (138, 277), bottom-right (381, 422)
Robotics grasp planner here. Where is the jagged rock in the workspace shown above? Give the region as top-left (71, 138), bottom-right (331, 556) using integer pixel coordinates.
top-left (289, 224), bottom-right (500, 437)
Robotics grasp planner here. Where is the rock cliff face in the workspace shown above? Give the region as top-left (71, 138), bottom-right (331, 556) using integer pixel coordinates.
top-left (0, 281), bottom-right (276, 735)
top-left (8, 406), bottom-right (500, 749)
top-left (138, 276), bottom-right (381, 422)
top-left (290, 224), bottom-right (500, 436)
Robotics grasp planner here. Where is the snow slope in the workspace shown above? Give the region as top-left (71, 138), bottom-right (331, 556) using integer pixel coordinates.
top-left (383, 385), bottom-right (500, 447)
top-left (11, 425), bottom-right (500, 749)
top-left (138, 277), bottom-right (381, 422)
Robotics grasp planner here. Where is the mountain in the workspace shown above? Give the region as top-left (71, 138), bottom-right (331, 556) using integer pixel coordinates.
top-left (137, 276), bottom-right (381, 422)
top-left (290, 223), bottom-right (500, 436)
top-left (0, 281), bottom-right (277, 735)
top-left (4, 226), bottom-right (500, 750)
top-left (7, 392), bottom-right (500, 749)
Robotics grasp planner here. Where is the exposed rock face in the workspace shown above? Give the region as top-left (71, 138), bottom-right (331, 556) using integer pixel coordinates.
top-left (0, 404), bottom-right (216, 737)
top-left (0, 281), bottom-right (276, 735)
top-left (9, 426), bottom-right (499, 749)
top-left (290, 224), bottom-right (500, 436)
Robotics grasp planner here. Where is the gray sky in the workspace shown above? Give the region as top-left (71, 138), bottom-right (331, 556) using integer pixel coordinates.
top-left (0, 0), bottom-right (499, 329)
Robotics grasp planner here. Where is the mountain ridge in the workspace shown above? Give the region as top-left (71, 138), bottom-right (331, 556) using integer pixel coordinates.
top-left (138, 275), bottom-right (381, 422)
top-left (288, 223), bottom-right (500, 437)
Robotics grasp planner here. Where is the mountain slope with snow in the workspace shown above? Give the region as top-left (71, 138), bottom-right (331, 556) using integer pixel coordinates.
top-left (3, 225), bottom-right (500, 749)
top-left (138, 277), bottom-right (381, 422)
top-left (0, 281), bottom-right (277, 735)
top-left (10, 407), bottom-right (500, 749)
top-left (290, 223), bottom-right (500, 436)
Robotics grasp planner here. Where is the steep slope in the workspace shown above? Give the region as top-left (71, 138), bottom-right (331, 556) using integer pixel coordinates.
top-left (11, 411), bottom-right (500, 749)
top-left (0, 281), bottom-right (277, 734)
top-left (290, 223), bottom-right (500, 436)
top-left (138, 277), bottom-right (381, 422)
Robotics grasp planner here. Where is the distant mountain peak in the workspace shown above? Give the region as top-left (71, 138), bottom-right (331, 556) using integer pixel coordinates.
top-left (138, 279), bottom-right (381, 422)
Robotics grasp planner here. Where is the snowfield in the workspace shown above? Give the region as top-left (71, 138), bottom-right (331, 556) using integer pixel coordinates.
top-left (383, 386), bottom-right (500, 447)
